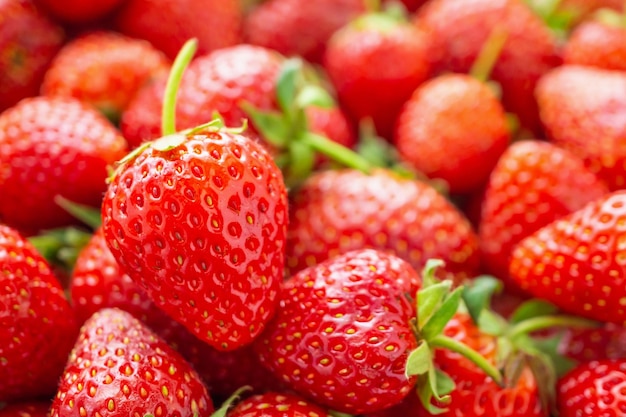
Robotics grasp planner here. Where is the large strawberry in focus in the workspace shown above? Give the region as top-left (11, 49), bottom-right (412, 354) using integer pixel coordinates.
top-left (0, 224), bottom-right (78, 402)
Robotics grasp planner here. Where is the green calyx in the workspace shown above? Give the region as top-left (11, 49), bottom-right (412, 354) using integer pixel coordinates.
top-left (210, 385), bottom-right (252, 417)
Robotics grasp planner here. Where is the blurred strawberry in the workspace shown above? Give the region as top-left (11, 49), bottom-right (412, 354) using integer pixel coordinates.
top-left (227, 392), bottom-right (331, 416)
top-left (33, 0), bottom-right (124, 24)
top-left (394, 73), bottom-right (510, 195)
top-left (415, 0), bottom-right (561, 136)
top-left (41, 31), bottom-right (170, 123)
top-left (563, 18), bottom-right (626, 71)
top-left (536, 65), bottom-right (626, 191)
top-left (555, 0), bottom-right (623, 26)
top-left (0, 96), bottom-right (128, 235)
top-left (113, 0), bottom-right (242, 59)
top-left (558, 323), bottom-right (626, 364)
top-left (0, 402), bottom-right (50, 417)
top-left (0, 0), bottom-right (64, 112)
top-left (244, 0), bottom-right (366, 63)
top-left (324, 6), bottom-right (432, 139)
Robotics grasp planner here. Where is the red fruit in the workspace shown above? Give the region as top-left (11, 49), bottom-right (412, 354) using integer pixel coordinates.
top-left (324, 12), bottom-right (432, 139)
top-left (0, 224), bottom-right (78, 402)
top-left (0, 402), bottom-right (50, 417)
top-left (255, 249), bottom-right (419, 414)
top-left (394, 73), bottom-right (510, 195)
top-left (41, 31), bottom-right (170, 122)
top-left (287, 168), bottom-right (480, 284)
top-left (49, 308), bottom-right (213, 417)
top-left (478, 140), bottom-right (609, 289)
top-left (558, 323), bottom-right (626, 363)
top-left (304, 105), bottom-right (357, 166)
top-left (509, 190), bottom-right (626, 324)
top-left (0, 0), bottom-right (64, 112)
top-left (558, 0), bottom-right (623, 25)
top-left (101, 127), bottom-right (288, 351)
top-left (415, 0), bottom-right (561, 135)
top-left (227, 392), bottom-right (331, 417)
top-left (244, 0), bottom-right (366, 63)
top-left (114, 0), bottom-right (242, 60)
top-left (0, 96), bottom-right (128, 235)
top-left (563, 20), bottom-right (626, 71)
top-left (557, 359), bottom-right (626, 416)
top-left (33, 0), bottom-right (124, 23)
top-left (536, 65), bottom-right (626, 191)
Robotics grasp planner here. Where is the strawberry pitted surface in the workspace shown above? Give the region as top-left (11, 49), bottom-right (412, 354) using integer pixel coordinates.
top-left (0, 224), bottom-right (78, 402)
top-left (102, 129), bottom-right (288, 351)
top-left (227, 392), bottom-right (331, 417)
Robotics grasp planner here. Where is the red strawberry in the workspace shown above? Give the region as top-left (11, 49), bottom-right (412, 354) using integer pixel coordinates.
top-left (563, 19), bottom-right (626, 71)
top-left (509, 190), bottom-right (626, 324)
top-left (113, 0), bottom-right (242, 60)
top-left (244, 0), bottom-right (366, 63)
top-left (304, 105), bottom-right (357, 167)
top-left (323, 9), bottom-right (432, 139)
top-left (41, 31), bottom-right (170, 123)
top-left (557, 359), bottom-right (626, 416)
top-left (49, 308), bottom-right (213, 417)
top-left (101, 124), bottom-right (288, 351)
top-left (536, 65), bottom-right (626, 191)
top-left (227, 392), bottom-right (331, 416)
top-left (394, 73), bottom-right (510, 195)
top-left (478, 140), bottom-right (609, 290)
top-left (287, 168), bottom-right (480, 284)
top-left (255, 249), bottom-right (419, 414)
top-left (0, 0), bottom-right (64, 112)
top-left (415, 0), bottom-right (561, 135)
top-left (0, 402), bottom-right (50, 417)
top-left (33, 0), bottom-right (124, 23)
top-left (0, 224), bottom-right (78, 402)
top-left (0, 96), bottom-right (128, 235)
top-left (558, 323), bottom-right (626, 363)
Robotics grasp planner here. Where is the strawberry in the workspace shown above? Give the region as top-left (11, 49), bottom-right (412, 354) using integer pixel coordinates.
top-left (0, 0), bottom-right (64, 112)
top-left (49, 308), bottom-right (213, 417)
top-left (0, 402), bottom-right (50, 417)
top-left (254, 249), bottom-right (419, 414)
top-left (113, 0), bottom-right (242, 60)
top-left (563, 19), bottom-right (626, 71)
top-left (0, 96), bottom-right (128, 235)
top-left (101, 122), bottom-right (289, 351)
top-left (535, 65), bottom-right (626, 191)
top-left (323, 8), bottom-right (432, 139)
top-left (41, 31), bottom-right (170, 123)
top-left (0, 224), bottom-right (78, 402)
top-left (415, 0), bottom-right (561, 136)
top-left (557, 359), bottom-right (626, 416)
top-left (394, 73), bottom-right (510, 195)
top-left (478, 140), bottom-right (609, 291)
top-left (226, 392), bottom-right (331, 416)
top-left (286, 168), bottom-right (480, 285)
top-left (509, 190), bottom-right (626, 324)
top-left (33, 0), bottom-right (124, 23)
top-left (557, 323), bottom-right (626, 363)
top-left (244, 0), bottom-right (366, 63)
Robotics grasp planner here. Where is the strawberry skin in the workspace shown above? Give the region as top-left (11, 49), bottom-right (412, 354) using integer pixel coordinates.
top-left (0, 224), bottom-right (78, 402)
top-left (228, 392), bottom-right (331, 416)
top-left (510, 191), bottom-right (626, 324)
top-left (255, 249), bottom-right (419, 414)
top-left (394, 73), bottom-right (510, 195)
top-left (287, 168), bottom-right (480, 285)
top-left (0, 96), bottom-right (128, 235)
top-left (49, 308), bottom-right (213, 417)
top-left (479, 140), bottom-right (609, 290)
top-left (101, 128), bottom-right (288, 351)
top-left (563, 20), bottom-right (626, 71)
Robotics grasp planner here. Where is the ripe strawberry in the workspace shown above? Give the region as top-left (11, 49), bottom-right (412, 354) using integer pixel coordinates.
top-left (478, 140), bottom-right (609, 290)
top-left (394, 73), bottom-right (510, 195)
top-left (101, 125), bottom-right (288, 351)
top-left (286, 168), bottom-right (480, 284)
top-left (113, 0), bottom-right (242, 60)
top-left (563, 19), bottom-right (626, 71)
top-left (415, 0), bottom-right (561, 135)
top-left (509, 190), bottom-right (626, 324)
top-left (255, 249), bottom-right (419, 414)
top-left (304, 105), bottom-right (357, 166)
top-left (49, 308), bottom-right (213, 417)
top-left (535, 65), bottom-right (626, 190)
top-left (0, 224), bottom-right (78, 402)
top-left (227, 392), bottom-right (331, 416)
top-left (33, 0), bottom-right (124, 23)
top-left (0, 0), bottom-right (64, 112)
top-left (41, 31), bottom-right (170, 123)
top-left (244, 0), bottom-right (366, 63)
top-left (0, 96), bottom-right (128, 235)
top-left (557, 323), bottom-right (626, 363)
top-left (323, 9), bottom-right (432, 139)
top-left (0, 402), bottom-right (50, 417)
top-left (557, 359), bottom-right (626, 416)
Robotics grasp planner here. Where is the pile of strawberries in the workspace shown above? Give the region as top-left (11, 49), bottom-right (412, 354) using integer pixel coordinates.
top-left (2, 0), bottom-right (626, 415)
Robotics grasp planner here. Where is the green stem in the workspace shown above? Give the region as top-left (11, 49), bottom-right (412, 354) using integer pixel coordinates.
top-left (507, 315), bottom-right (599, 340)
top-left (299, 132), bottom-right (373, 173)
top-left (161, 38), bottom-right (198, 137)
top-left (430, 334), bottom-right (504, 386)
top-left (469, 26), bottom-right (508, 83)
